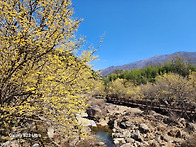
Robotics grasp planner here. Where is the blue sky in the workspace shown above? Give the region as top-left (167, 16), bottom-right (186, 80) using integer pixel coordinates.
top-left (72, 0), bottom-right (196, 70)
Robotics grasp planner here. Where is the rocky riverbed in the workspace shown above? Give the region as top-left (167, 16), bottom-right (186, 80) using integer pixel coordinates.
top-left (86, 98), bottom-right (196, 147)
top-left (1, 98), bottom-right (196, 147)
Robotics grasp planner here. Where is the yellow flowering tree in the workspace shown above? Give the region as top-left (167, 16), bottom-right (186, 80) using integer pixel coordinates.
top-left (189, 71), bottom-right (196, 102)
top-left (107, 78), bottom-right (140, 99)
top-left (155, 73), bottom-right (195, 106)
top-left (0, 0), bottom-right (99, 144)
top-left (140, 82), bottom-right (159, 102)
top-left (92, 79), bottom-right (106, 97)
top-left (189, 71), bottom-right (196, 88)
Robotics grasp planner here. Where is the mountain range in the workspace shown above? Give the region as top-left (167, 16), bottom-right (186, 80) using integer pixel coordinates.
top-left (100, 51), bottom-right (196, 77)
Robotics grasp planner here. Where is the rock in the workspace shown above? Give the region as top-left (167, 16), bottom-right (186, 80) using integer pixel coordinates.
top-left (114, 113), bottom-right (120, 118)
top-left (32, 143), bottom-right (39, 147)
top-left (149, 140), bottom-right (159, 147)
top-left (88, 120), bottom-right (97, 127)
top-left (162, 135), bottom-right (170, 142)
top-left (133, 142), bottom-right (138, 147)
top-left (125, 121), bottom-right (132, 127)
top-left (120, 138), bottom-right (127, 144)
top-left (156, 124), bottom-right (165, 132)
top-left (125, 137), bottom-right (135, 143)
top-left (108, 119), bottom-right (118, 129)
top-left (113, 138), bottom-right (126, 145)
top-left (122, 130), bottom-right (131, 137)
top-left (139, 123), bottom-right (150, 133)
top-left (80, 112), bottom-right (88, 117)
top-left (120, 121), bottom-right (127, 129)
top-left (131, 130), bottom-right (143, 142)
top-left (76, 114), bottom-right (97, 127)
top-left (112, 128), bottom-right (116, 133)
top-left (155, 134), bottom-right (161, 143)
top-left (112, 132), bottom-right (127, 138)
top-left (83, 126), bottom-right (91, 133)
top-left (134, 141), bottom-right (141, 146)
top-left (176, 130), bottom-right (182, 138)
top-left (120, 121), bottom-right (132, 129)
top-left (86, 105), bottom-right (102, 120)
top-left (112, 133), bottom-right (121, 138)
top-left (143, 133), bottom-right (148, 138)
top-left (120, 143), bottom-right (132, 147)
top-left (149, 133), bottom-right (156, 140)
top-left (114, 120), bottom-right (118, 129)
top-left (124, 111), bottom-right (131, 116)
top-left (129, 129), bottom-right (133, 134)
top-left (179, 118), bottom-right (186, 127)
top-left (168, 129), bottom-right (177, 137)
top-left (96, 142), bottom-right (105, 146)
top-left (113, 139), bottom-right (119, 145)
top-left (47, 127), bottom-right (55, 138)
top-left (142, 141), bottom-right (149, 146)
top-left (134, 127), bottom-right (139, 131)
top-left (148, 110), bottom-right (156, 115)
top-left (172, 140), bottom-right (181, 146)
top-left (186, 122), bottom-right (196, 132)
top-left (108, 119), bottom-right (115, 129)
top-left (164, 142), bottom-right (174, 147)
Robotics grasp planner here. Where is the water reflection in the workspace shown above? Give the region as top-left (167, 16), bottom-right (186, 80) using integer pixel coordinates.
top-left (91, 125), bottom-right (115, 147)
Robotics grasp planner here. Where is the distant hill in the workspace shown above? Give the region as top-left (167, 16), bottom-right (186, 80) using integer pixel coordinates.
top-left (100, 51), bottom-right (196, 77)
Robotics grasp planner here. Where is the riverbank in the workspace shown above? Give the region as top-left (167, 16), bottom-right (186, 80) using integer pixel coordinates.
top-left (86, 98), bottom-right (196, 147)
top-left (1, 97), bottom-right (195, 147)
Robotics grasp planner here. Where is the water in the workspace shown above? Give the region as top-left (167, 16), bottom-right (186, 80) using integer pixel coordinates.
top-left (91, 125), bottom-right (115, 147)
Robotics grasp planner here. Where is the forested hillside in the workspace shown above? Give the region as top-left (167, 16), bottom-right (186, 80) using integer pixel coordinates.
top-left (101, 51), bottom-right (196, 77)
top-left (104, 57), bottom-right (196, 85)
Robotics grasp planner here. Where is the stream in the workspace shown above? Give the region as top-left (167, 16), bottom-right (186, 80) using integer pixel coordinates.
top-left (91, 125), bottom-right (115, 147)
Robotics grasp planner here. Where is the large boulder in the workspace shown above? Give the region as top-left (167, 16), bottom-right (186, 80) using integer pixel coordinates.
top-left (76, 113), bottom-right (97, 127)
top-left (86, 105), bottom-right (102, 121)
